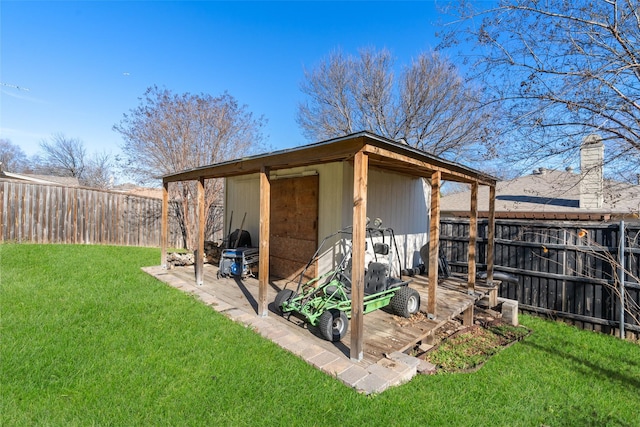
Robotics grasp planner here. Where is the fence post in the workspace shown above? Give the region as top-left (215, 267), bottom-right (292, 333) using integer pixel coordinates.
top-left (562, 229), bottom-right (567, 312)
top-left (619, 220), bottom-right (626, 339)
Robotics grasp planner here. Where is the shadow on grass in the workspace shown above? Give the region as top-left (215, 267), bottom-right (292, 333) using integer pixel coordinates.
top-left (521, 339), bottom-right (640, 391)
top-left (621, 352), bottom-right (640, 368)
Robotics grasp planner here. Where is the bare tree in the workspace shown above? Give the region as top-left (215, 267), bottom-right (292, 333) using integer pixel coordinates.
top-left (297, 48), bottom-right (498, 162)
top-left (0, 139), bottom-right (28, 173)
top-left (83, 151), bottom-right (115, 189)
top-left (113, 86), bottom-right (266, 249)
top-left (440, 0), bottom-right (640, 180)
top-left (35, 134), bottom-right (116, 188)
top-left (38, 133), bottom-right (86, 178)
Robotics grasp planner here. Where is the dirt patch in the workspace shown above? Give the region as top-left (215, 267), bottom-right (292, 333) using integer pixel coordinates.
top-left (414, 308), bottom-right (531, 373)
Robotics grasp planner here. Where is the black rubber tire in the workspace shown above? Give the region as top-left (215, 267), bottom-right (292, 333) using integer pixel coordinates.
top-left (274, 289), bottom-right (296, 315)
top-left (390, 286), bottom-right (421, 318)
top-left (318, 309), bottom-right (349, 342)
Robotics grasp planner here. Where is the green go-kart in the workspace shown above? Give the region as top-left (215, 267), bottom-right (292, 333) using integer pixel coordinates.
top-left (273, 220), bottom-right (421, 342)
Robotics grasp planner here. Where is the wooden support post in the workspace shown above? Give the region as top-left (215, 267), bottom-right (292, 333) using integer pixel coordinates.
top-left (487, 185), bottom-right (497, 307)
top-left (161, 181), bottom-right (169, 269)
top-left (462, 304), bottom-right (474, 326)
top-left (195, 176), bottom-right (205, 286)
top-left (258, 167), bottom-right (271, 317)
top-left (427, 171), bottom-right (441, 319)
top-left (425, 332), bottom-right (435, 345)
top-left (467, 182), bottom-right (478, 294)
top-left (350, 150), bottom-right (368, 362)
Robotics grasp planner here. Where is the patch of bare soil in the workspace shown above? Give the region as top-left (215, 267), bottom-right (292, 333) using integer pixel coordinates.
top-left (413, 307), bottom-right (531, 373)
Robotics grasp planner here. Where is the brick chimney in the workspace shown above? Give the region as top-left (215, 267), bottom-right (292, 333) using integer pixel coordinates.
top-left (580, 134), bottom-right (604, 209)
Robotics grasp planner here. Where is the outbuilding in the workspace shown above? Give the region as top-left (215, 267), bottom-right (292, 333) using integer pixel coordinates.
top-left (160, 131), bottom-right (497, 361)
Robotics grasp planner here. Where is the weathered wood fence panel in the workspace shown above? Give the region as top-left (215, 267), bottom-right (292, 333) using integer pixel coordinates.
top-left (0, 180), bottom-right (184, 248)
top-left (440, 218), bottom-right (640, 337)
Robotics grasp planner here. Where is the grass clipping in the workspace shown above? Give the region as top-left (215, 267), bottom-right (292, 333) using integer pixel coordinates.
top-left (422, 322), bottom-right (530, 373)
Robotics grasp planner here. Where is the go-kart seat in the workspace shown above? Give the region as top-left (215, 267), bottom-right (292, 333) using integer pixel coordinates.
top-left (325, 263), bottom-right (404, 297)
top-left (364, 262), bottom-right (404, 295)
top-left (364, 262), bottom-right (388, 294)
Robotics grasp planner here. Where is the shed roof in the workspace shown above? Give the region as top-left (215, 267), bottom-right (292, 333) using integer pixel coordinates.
top-left (162, 131), bottom-right (497, 186)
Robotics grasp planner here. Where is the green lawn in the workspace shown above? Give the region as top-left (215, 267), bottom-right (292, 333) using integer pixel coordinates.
top-left (2, 244), bottom-right (639, 426)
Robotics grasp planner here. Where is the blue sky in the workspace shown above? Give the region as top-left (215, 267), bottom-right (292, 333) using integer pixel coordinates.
top-left (1, 1), bottom-right (456, 159)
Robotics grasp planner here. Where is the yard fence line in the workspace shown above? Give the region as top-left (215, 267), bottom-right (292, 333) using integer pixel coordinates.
top-left (4, 179), bottom-right (639, 337)
top-left (440, 218), bottom-right (640, 338)
top-left (0, 179), bottom-right (184, 248)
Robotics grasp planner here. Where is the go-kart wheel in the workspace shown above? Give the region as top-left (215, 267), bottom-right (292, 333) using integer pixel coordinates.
top-left (274, 289), bottom-right (296, 315)
top-left (319, 309), bottom-right (349, 342)
top-left (390, 287), bottom-right (421, 318)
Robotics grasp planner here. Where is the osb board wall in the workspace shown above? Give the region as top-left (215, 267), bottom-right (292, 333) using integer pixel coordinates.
top-left (269, 174), bottom-right (319, 281)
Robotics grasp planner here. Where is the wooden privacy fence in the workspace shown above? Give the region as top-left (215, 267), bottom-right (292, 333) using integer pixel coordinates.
top-left (0, 179), bottom-right (184, 248)
top-left (440, 218), bottom-right (640, 338)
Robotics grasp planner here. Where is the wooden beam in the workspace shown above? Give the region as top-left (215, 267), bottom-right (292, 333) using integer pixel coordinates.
top-left (445, 210), bottom-right (615, 221)
top-left (258, 166), bottom-right (271, 317)
top-left (487, 185), bottom-right (497, 307)
top-left (161, 181), bottom-right (169, 268)
top-left (427, 170), bottom-right (441, 319)
top-left (467, 182), bottom-right (478, 293)
top-left (196, 177), bottom-right (205, 286)
top-left (163, 137), bottom-right (365, 182)
top-left (350, 150), bottom-right (368, 362)
top-left (364, 145), bottom-right (496, 186)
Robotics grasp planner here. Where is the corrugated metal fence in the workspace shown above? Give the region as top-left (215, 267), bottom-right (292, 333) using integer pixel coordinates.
top-left (0, 179), bottom-right (184, 248)
top-left (440, 218), bottom-right (640, 338)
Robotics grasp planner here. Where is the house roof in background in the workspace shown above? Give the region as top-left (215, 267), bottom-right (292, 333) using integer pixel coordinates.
top-left (441, 169), bottom-right (640, 220)
top-left (113, 184), bottom-right (163, 199)
top-left (0, 171), bottom-right (80, 187)
top-left (0, 172), bottom-right (164, 198)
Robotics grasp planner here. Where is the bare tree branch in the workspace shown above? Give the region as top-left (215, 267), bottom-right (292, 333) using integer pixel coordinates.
top-left (38, 133), bottom-right (86, 178)
top-left (82, 151), bottom-right (115, 189)
top-left (441, 0), bottom-right (640, 180)
top-left (0, 139), bottom-right (28, 173)
top-left (297, 48), bottom-right (500, 163)
top-left (113, 86), bottom-right (266, 249)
